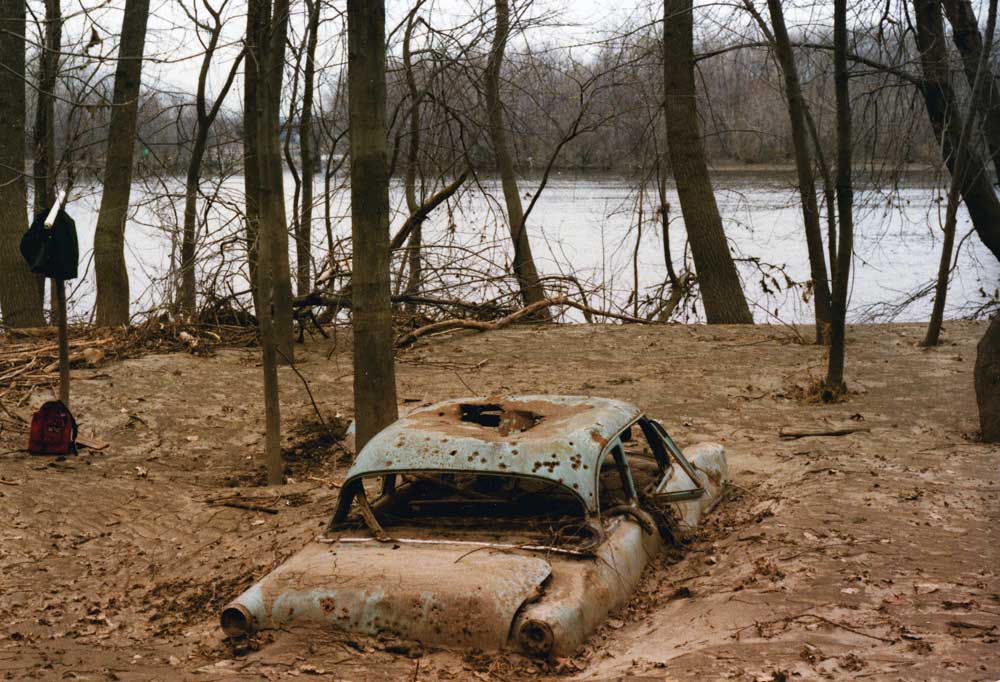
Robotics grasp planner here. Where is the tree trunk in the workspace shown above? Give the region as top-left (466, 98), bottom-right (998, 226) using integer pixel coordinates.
top-left (663, 0), bottom-right (753, 324)
top-left (402, 6), bottom-right (423, 303)
top-left (93, 0), bottom-right (150, 326)
top-left (942, 0), bottom-right (1000, 181)
top-left (0, 0), bottom-right (44, 327)
top-left (178, 10), bottom-right (242, 315)
top-left (297, 0), bottom-right (320, 297)
top-left (976, 315), bottom-right (1000, 442)
top-left (825, 0), bottom-right (854, 392)
top-left (252, 0), bottom-right (294, 361)
top-left (32, 0), bottom-right (60, 216)
top-left (924, 0), bottom-right (997, 347)
top-left (765, 0), bottom-right (833, 342)
top-left (913, 0), bottom-right (1000, 262)
top-left (347, 0), bottom-right (399, 451)
top-left (484, 0), bottom-right (549, 315)
top-left (243, 0), bottom-right (263, 316)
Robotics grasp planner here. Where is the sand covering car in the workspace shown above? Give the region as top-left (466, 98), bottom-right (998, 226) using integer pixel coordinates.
top-left (220, 395), bottom-right (727, 657)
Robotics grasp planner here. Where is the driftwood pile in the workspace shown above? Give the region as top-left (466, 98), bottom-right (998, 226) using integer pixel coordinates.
top-left (0, 317), bottom-right (257, 405)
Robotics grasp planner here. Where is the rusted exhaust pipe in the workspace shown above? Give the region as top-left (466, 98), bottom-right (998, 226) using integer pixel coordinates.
top-left (517, 619), bottom-right (555, 657)
top-left (220, 603), bottom-right (253, 637)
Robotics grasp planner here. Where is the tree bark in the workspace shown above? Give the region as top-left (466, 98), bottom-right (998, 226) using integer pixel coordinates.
top-left (976, 314), bottom-right (1000, 442)
top-left (913, 0), bottom-right (1000, 262)
top-left (251, 0), bottom-right (293, 361)
top-left (347, 0), bottom-right (399, 451)
top-left (402, 5), bottom-right (424, 303)
top-left (32, 0), bottom-right (60, 217)
top-left (0, 0), bottom-right (44, 327)
top-left (764, 0), bottom-right (833, 342)
top-left (484, 0), bottom-right (550, 315)
top-left (924, 0), bottom-right (997, 347)
top-left (825, 0), bottom-right (854, 392)
top-left (93, 0), bottom-right (151, 326)
top-left (663, 0), bottom-right (753, 324)
top-left (243, 0), bottom-right (263, 316)
top-left (297, 0), bottom-right (320, 297)
top-left (942, 0), bottom-right (1000, 180)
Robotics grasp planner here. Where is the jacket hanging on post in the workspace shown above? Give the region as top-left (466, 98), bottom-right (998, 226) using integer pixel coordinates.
top-left (19, 209), bottom-right (79, 280)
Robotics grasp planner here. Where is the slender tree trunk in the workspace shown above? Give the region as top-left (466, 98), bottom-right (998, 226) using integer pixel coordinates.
top-left (253, 0), bottom-right (293, 360)
top-left (765, 0), bottom-right (833, 342)
top-left (247, 0), bottom-right (285, 485)
top-left (347, 0), bottom-right (399, 451)
top-left (484, 0), bottom-right (549, 315)
top-left (93, 0), bottom-right (151, 326)
top-left (244, 0), bottom-right (263, 316)
top-left (663, 0), bottom-right (753, 324)
top-left (925, 0), bottom-right (997, 346)
top-left (913, 0), bottom-right (1000, 262)
top-left (32, 0), bottom-right (60, 216)
top-left (297, 0), bottom-right (320, 296)
top-left (655, 154), bottom-right (679, 289)
top-left (179, 12), bottom-right (242, 315)
top-left (402, 6), bottom-right (423, 303)
top-left (0, 0), bottom-right (44, 327)
top-left (942, 0), bottom-right (1000, 180)
top-left (825, 0), bottom-right (854, 392)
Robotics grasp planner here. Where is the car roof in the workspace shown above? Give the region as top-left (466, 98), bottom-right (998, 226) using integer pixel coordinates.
top-left (344, 395), bottom-right (643, 512)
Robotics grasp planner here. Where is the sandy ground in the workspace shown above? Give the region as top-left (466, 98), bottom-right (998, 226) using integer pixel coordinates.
top-left (0, 320), bottom-right (997, 681)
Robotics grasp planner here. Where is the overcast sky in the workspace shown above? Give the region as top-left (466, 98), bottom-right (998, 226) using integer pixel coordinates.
top-left (31, 0), bottom-right (997, 105)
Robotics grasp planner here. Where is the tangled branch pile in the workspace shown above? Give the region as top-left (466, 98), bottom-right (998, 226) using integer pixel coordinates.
top-left (0, 317), bottom-right (257, 404)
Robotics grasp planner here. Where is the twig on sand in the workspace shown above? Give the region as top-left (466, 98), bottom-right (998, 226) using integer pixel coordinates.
top-left (779, 426), bottom-right (870, 440)
top-left (733, 611), bottom-right (896, 643)
top-left (215, 501), bottom-right (279, 515)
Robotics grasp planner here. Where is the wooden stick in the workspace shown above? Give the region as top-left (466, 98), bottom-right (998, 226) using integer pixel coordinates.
top-left (54, 279), bottom-right (69, 406)
top-left (778, 426), bottom-right (870, 440)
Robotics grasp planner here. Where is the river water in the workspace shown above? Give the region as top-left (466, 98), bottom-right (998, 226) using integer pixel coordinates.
top-left (60, 170), bottom-right (998, 324)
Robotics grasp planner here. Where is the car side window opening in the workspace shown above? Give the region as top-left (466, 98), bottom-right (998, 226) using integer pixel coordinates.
top-left (597, 440), bottom-right (640, 512)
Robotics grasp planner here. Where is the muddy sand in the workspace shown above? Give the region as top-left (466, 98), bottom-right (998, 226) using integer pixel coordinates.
top-left (0, 321), bottom-right (997, 681)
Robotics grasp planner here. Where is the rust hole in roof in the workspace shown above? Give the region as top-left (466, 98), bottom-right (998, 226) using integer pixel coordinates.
top-left (459, 403), bottom-right (543, 436)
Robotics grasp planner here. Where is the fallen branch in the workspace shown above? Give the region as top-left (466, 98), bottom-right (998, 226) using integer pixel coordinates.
top-left (779, 426), bottom-right (870, 440)
top-left (389, 171), bottom-right (469, 251)
top-left (216, 501), bottom-right (279, 515)
top-left (396, 296), bottom-right (652, 347)
top-left (396, 296), bottom-right (565, 347)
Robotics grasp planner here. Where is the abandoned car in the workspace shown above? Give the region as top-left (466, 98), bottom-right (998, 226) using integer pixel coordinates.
top-left (220, 395), bottom-right (728, 657)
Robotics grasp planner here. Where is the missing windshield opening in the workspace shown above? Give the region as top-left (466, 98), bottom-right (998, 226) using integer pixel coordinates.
top-left (459, 404), bottom-right (543, 436)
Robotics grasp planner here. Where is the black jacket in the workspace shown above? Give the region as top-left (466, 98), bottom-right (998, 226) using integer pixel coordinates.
top-left (20, 209), bottom-right (79, 281)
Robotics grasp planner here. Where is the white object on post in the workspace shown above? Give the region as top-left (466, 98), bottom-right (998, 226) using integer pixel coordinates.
top-left (44, 189), bottom-right (67, 229)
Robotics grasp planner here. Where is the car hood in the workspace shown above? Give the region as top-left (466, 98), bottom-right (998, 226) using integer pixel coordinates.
top-left (222, 539), bottom-right (552, 650)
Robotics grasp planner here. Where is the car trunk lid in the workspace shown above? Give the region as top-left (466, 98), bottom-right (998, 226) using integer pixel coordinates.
top-left (222, 539), bottom-right (552, 650)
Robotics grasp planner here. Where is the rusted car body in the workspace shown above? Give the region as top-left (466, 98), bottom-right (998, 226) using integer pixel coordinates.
top-left (221, 396), bottom-right (727, 657)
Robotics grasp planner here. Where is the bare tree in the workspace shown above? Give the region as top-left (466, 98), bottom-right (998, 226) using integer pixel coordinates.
top-left (246, 0), bottom-right (288, 485)
top-left (177, 0), bottom-right (244, 314)
top-left (93, 0), bottom-right (151, 325)
top-left (32, 0), bottom-right (61, 217)
top-left (924, 0), bottom-right (997, 346)
top-left (484, 0), bottom-right (550, 316)
top-left (747, 0), bottom-right (833, 342)
top-left (347, 0), bottom-right (398, 450)
top-left (250, 0), bottom-right (294, 360)
top-left (824, 0), bottom-right (854, 392)
top-left (913, 0), bottom-right (1000, 262)
top-left (296, 0), bottom-right (321, 296)
top-left (663, 0), bottom-right (752, 324)
top-left (942, 0), bottom-right (1000, 180)
top-left (0, 0), bottom-right (44, 327)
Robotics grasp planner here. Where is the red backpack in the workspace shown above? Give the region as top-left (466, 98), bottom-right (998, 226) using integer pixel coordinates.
top-left (28, 401), bottom-right (77, 455)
